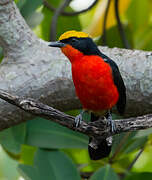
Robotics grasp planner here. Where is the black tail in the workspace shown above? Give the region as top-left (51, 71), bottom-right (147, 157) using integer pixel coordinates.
top-left (88, 113), bottom-right (112, 160)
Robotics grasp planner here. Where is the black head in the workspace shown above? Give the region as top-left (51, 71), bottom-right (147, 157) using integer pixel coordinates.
top-left (48, 30), bottom-right (101, 56)
top-left (59, 37), bottom-right (101, 55)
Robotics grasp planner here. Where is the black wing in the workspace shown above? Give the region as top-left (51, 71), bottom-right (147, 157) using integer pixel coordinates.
top-left (99, 53), bottom-right (126, 115)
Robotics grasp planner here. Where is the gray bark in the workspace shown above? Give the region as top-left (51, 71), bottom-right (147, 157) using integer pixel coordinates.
top-left (0, 0), bottom-right (152, 129)
top-left (0, 89), bottom-right (152, 144)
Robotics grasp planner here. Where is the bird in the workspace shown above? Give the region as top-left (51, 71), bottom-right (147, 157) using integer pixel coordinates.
top-left (48, 30), bottom-right (126, 160)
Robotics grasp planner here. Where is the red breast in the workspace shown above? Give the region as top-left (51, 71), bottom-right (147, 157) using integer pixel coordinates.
top-left (61, 45), bottom-right (119, 113)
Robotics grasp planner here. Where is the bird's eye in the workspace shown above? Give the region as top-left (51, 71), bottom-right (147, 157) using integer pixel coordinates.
top-left (71, 38), bottom-right (77, 43)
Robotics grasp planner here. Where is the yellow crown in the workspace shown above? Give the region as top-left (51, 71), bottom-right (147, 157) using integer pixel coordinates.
top-left (59, 30), bottom-right (90, 41)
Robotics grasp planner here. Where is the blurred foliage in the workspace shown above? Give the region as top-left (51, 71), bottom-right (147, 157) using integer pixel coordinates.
top-left (1, 0), bottom-right (152, 179)
top-left (0, 123), bottom-right (26, 155)
top-left (18, 149), bottom-right (81, 180)
top-left (84, 0), bottom-right (131, 37)
top-left (25, 118), bottom-right (88, 149)
top-left (0, 146), bottom-right (19, 180)
top-left (38, 0), bottom-right (81, 40)
top-left (90, 164), bottom-right (119, 180)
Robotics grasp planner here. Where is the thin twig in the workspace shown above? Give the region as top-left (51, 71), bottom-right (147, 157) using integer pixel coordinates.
top-left (127, 147), bottom-right (144, 171)
top-left (114, 0), bottom-right (130, 49)
top-left (102, 0), bottom-right (111, 45)
top-left (43, 0), bottom-right (98, 16)
top-left (120, 147), bottom-right (145, 179)
top-left (50, 0), bottom-right (72, 41)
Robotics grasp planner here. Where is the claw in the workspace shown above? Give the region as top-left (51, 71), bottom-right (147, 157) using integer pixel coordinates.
top-left (107, 111), bottom-right (116, 133)
top-left (74, 110), bottom-right (86, 127)
top-left (75, 113), bottom-right (83, 127)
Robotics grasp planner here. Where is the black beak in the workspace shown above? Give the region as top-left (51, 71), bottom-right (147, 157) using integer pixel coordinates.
top-left (48, 41), bottom-right (65, 48)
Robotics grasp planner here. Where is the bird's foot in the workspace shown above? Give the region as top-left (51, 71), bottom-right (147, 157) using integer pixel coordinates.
top-left (75, 113), bottom-right (83, 128)
top-left (107, 112), bottom-right (116, 133)
top-left (74, 110), bottom-right (86, 127)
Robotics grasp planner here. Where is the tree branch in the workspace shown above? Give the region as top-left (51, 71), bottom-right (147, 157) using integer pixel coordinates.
top-left (50, 0), bottom-right (72, 41)
top-left (0, 89), bottom-right (152, 145)
top-left (114, 0), bottom-right (130, 49)
top-left (0, 0), bottom-right (38, 59)
top-left (120, 147), bottom-right (145, 179)
top-left (127, 147), bottom-right (144, 171)
top-left (0, 1), bottom-right (152, 129)
top-left (101, 0), bottom-right (111, 45)
top-left (43, 0), bottom-right (98, 16)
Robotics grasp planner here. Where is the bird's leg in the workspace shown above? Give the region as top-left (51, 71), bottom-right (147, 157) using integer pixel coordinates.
top-left (75, 110), bottom-right (86, 127)
top-left (106, 110), bottom-right (116, 133)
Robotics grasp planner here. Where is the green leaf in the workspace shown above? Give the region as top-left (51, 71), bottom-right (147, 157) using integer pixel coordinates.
top-left (18, 0), bottom-right (43, 28)
top-left (125, 172), bottom-right (152, 180)
top-left (20, 145), bottom-right (37, 165)
top-left (25, 12), bottom-right (44, 29)
top-left (0, 123), bottom-right (26, 154)
top-left (126, 0), bottom-right (150, 33)
top-left (111, 132), bottom-right (137, 156)
top-left (90, 164), bottom-right (119, 180)
top-left (18, 149), bottom-right (81, 180)
top-left (18, 165), bottom-right (39, 180)
top-left (0, 146), bottom-right (20, 180)
top-left (39, 0), bottom-right (81, 41)
top-left (111, 131), bottom-right (147, 157)
top-left (16, 0), bottom-right (26, 10)
top-left (126, 0), bottom-right (152, 50)
top-left (26, 118), bottom-right (88, 149)
top-left (63, 149), bottom-right (90, 169)
top-left (124, 137), bottom-right (147, 154)
top-left (19, 0), bottom-right (43, 18)
top-left (98, 25), bottom-right (133, 48)
top-left (133, 26), bottom-right (152, 50)
top-left (134, 128), bottom-right (152, 138)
